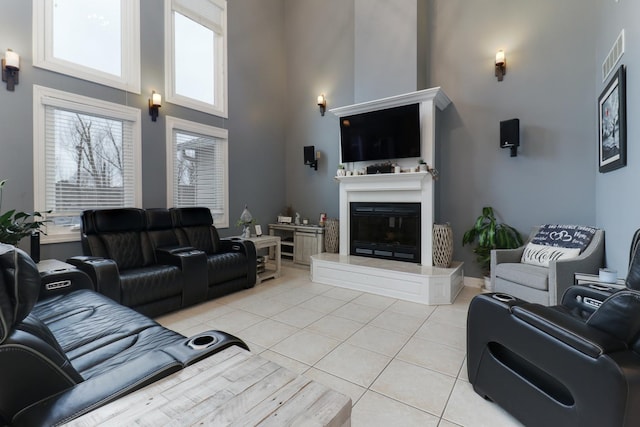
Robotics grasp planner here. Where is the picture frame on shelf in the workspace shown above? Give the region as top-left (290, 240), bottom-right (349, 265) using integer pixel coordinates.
top-left (255, 225), bottom-right (263, 236)
top-left (598, 64), bottom-right (626, 173)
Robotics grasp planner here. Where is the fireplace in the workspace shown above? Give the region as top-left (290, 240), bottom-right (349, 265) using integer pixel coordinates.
top-left (310, 88), bottom-right (464, 306)
top-left (350, 202), bottom-right (420, 263)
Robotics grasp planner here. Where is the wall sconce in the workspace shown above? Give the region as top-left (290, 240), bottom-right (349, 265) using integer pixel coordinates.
top-left (149, 91), bottom-right (161, 121)
top-left (495, 50), bottom-right (506, 81)
top-left (317, 94), bottom-right (327, 116)
top-left (304, 145), bottom-right (319, 170)
top-left (2, 49), bottom-right (20, 91)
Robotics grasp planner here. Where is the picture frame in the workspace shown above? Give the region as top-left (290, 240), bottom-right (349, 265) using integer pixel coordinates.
top-left (254, 224), bottom-right (262, 237)
top-left (598, 64), bottom-right (626, 173)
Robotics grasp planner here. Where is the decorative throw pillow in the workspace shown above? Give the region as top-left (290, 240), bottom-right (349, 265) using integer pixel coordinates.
top-left (521, 243), bottom-right (581, 267)
top-left (530, 224), bottom-right (597, 253)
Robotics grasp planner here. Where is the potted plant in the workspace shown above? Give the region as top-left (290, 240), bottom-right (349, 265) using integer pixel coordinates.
top-left (418, 159), bottom-right (428, 172)
top-left (0, 179), bottom-right (48, 245)
top-left (462, 206), bottom-right (523, 290)
top-left (337, 164), bottom-right (346, 177)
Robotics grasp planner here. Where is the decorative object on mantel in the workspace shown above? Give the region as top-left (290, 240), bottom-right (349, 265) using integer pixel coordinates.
top-left (433, 223), bottom-right (454, 268)
top-left (238, 205), bottom-right (254, 239)
top-left (462, 206), bottom-right (522, 290)
top-left (418, 159), bottom-right (428, 172)
top-left (336, 164), bottom-right (346, 177)
top-left (324, 218), bottom-right (339, 253)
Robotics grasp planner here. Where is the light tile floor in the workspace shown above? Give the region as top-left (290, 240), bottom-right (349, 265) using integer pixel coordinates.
top-left (156, 265), bottom-right (523, 426)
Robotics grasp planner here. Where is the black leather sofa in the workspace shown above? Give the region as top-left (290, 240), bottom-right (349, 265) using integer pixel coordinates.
top-left (0, 244), bottom-right (247, 426)
top-left (68, 207), bottom-right (256, 317)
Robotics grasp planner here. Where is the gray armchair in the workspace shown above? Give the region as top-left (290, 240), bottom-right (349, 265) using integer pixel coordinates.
top-left (491, 226), bottom-right (605, 305)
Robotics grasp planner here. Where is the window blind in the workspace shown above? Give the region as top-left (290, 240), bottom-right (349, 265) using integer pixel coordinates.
top-left (172, 130), bottom-right (225, 215)
top-left (43, 105), bottom-right (136, 214)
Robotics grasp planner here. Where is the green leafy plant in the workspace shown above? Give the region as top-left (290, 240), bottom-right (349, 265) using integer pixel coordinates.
top-left (0, 180), bottom-right (48, 245)
top-left (462, 206), bottom-right (523, 276)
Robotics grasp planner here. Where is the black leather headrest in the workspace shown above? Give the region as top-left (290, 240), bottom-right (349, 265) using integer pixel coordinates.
top-left (92, 208), bottom-right (146, 233)
top-left (146, 208), bottom-right (173, 231)
top-left (626, 229), bottom-right (640, 290)
top-left (171, 207), bottom-right (213, 227)
top-left (587, 290), bottom-right (640, 344)
top-left (0, 244), bottom-right (41, 343)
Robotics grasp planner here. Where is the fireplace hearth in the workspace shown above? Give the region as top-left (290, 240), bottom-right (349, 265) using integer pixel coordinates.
top-left (350, 202), bottom-right (420, 263)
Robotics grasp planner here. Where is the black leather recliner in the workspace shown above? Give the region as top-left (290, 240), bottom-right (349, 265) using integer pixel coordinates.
top-left (69, 207), bottom-right (256, 317)
top-left (69, 208), bottom-right (190, 316)
top-left (0, 243), bottom-right (248, 426)
top-left (467, 230), bottom-right (640, 426)
top-left (171, 207), bottom-right (257, 300)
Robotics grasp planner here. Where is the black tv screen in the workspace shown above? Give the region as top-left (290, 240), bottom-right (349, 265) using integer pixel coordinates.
top-left (340, 103), bottom-right (420, 163)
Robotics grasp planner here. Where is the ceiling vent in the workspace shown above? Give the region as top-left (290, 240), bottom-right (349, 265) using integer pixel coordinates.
top-left (602, 29), bottom-right (625, 82)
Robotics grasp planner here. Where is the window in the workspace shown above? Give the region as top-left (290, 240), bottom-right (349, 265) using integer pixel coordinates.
top-left (33, 0), bottom-right (141, 93)
top-left (33, 86), bottom-right (142, 243)
top-left (165, 0), bottom-right (228, 117)
top-left (166, 116), bottom-right (228, 227)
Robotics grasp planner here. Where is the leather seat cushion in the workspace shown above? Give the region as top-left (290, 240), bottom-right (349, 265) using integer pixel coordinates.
top-left (207, 252), bottom-right (248, 285)
top-left (120, 266), bottom-right (183, 307)
top-left (495, 262), bottom-right (549, 291)
top-left (32, 289), bottom-right (184, 379)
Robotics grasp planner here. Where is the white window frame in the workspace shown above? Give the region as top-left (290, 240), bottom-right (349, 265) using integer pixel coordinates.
top-left (32, 0), bottom-right (141, 93)
top-left (166, 116), bottom-right (229, 228)
top-left (164, 0), bottom-right (228, 117)
top-left (33, 85), bottom-right (142, 243)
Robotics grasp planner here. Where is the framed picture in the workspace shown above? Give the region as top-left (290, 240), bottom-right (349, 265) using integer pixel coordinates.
top-left (598, 64), bottom-right (626, 173)
top-left (255, 225), bottom-right (262, 237)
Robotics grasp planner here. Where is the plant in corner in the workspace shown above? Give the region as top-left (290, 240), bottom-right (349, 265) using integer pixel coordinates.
top-left (462, 206), bottom-right (523, 279)
top-left (0, 180), bottom-right (48, 245)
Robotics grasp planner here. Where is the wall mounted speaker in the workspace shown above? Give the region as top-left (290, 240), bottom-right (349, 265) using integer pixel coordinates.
top-left (304, 145), bottom-right (318, 170)
top-left (500, 118), bottom-right (520, 157)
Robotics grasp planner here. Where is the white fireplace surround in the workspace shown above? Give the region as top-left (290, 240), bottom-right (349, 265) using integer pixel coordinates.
top-left (310, 88), bottom-right (464, 305)
top-left (333, 87), bottom-right (450, 266)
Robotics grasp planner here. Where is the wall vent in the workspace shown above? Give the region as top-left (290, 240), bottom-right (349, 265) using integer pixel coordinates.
top-left (602, 29), bottom-right (625, 82)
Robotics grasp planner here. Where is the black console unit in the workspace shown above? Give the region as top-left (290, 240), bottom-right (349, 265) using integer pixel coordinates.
top-left (366, 163), bottom-right (393, 174)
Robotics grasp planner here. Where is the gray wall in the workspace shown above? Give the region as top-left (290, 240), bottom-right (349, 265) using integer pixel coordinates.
top-left (595, 1), bottom-right (640, 274)
top-left (282, 0), bottom-right (601, 278)
top-left (283, 0), bottom-right (354, 222)
top-left (0, 0), bottom-right (287, 260)
top-left (428, 0), bottom-right (599, 277)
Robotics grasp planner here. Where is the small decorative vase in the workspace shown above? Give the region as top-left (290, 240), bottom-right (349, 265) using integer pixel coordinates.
top-left (243, 225), bottom-right (251, 239)
top-left (433, 223), bottom-right (453, 268)
top-left (325, 219), bottom-right (340, 253)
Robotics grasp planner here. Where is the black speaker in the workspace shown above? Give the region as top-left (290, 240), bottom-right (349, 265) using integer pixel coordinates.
top-left (304, 145), bottom-right (318, 170)
top-left (30, 231), bottom-right (40, 263)
top-left (500, 118), bottom-right (519, 157)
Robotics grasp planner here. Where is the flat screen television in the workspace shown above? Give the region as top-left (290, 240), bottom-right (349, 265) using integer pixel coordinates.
top-left (340, 103), bottom-right (420, 163)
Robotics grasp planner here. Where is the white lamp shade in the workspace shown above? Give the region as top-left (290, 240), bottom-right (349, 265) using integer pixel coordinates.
top-left (151, 92), bottom-right (162, 106)
top-left (495, 50), bottom-right (505, 65)
top-left (5, 50), bottom-right (19, 69)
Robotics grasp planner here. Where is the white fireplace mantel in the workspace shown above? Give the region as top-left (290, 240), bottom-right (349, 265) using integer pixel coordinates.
top-left (311, 88), bottom-right (463, 305)
top-left (336, 172), bottom-right (434, 266)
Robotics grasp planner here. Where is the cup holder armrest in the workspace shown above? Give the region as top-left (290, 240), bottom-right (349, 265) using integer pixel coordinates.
top-left (163, 330), bottom-right (250, 367)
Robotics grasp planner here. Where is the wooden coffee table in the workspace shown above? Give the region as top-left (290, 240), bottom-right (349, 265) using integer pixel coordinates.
top-left (64, 345), bottom-right (351, 426)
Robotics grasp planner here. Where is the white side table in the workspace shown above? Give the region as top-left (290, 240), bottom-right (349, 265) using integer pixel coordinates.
top-left (244, 235), bottom-right (281, 284)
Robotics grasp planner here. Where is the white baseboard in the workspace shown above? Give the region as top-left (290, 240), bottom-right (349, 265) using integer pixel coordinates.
top-left (464, 276), bottom-right (484, 288)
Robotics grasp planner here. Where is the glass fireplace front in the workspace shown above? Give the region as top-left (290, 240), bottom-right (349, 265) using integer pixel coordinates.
top-left (350, 202), bottom-right (421, 263)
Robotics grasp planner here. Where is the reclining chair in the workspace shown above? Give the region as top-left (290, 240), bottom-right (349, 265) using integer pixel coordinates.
top-left (467, 229), bottom-right (640, 427)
